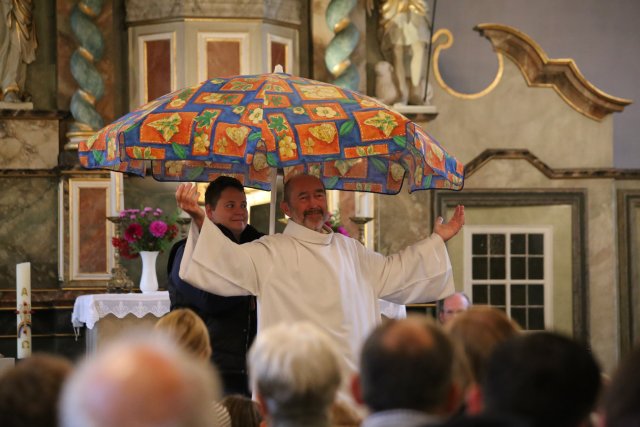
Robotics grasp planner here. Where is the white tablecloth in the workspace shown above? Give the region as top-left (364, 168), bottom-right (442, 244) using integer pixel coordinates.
top-left (72, 292), bottom-right (170, 329)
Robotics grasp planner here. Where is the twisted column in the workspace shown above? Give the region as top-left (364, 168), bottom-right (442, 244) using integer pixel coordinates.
top-left (325, 0), bottom-right (360, 90)
top-left (67, 0), bottom-right (105, 148)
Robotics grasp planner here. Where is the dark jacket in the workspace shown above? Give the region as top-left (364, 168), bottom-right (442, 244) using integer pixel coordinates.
top-left (167, 223), bottom-right (263, 395)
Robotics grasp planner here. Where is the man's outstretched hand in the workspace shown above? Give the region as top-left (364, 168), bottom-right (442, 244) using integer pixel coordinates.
top-left (176, 183), bottom-right (206, 230)
top-left (434, 205), bottom-right (465, 242)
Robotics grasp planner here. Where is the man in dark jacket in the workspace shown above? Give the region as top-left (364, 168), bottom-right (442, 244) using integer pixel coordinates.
top-left (167, 176), bottom-right (263, 396)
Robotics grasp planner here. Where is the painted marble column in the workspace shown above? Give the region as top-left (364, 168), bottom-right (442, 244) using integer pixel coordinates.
top-left (66, 0), bottom-right (105, 149)
top-left (325, 0), bottom-right (360, 90)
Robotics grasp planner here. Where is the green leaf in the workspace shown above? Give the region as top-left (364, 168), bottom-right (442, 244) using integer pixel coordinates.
top-left (392, 135), bottom-right (407, 148)
top-left (248, 132), bottom-right (262, 142)
top-left (186, 167), bottom-right (204, 181)
top-left (325, 176), bottom-right (339, 189)
top-left (370, 157), bottom-right (387, 174)
top-left (143, 147), bottom-right (152, 158)
top-left (92, 151), bottom-right (104, 164)
top-left (172, 143), bottom-right (187, 159)
top-left (268, 116), bottom-right (287, 132)
top-left (422, 175), bottom-right (433, 188)
top-left (194, 111), bottom-right (217, 128)
top-left (133, 146), bottom-right (143, 158)
top-left (339, 120), bottom-right (355, 136)
top-left (266, 153), bottom-right (278, 167)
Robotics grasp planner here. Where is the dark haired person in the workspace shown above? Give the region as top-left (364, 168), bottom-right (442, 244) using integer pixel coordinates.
top-left (483, 332), bottom-right (601, 427)
top-left (168, 175), bottom-right (263, 396)
top-left (354, 317), bottom-right (466, 427)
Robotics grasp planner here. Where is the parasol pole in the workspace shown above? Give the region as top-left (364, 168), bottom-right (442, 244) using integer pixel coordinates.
top-left (268, 169), bottom-right (279, 235)
top-left (267, 64), bottom-right (285, 236)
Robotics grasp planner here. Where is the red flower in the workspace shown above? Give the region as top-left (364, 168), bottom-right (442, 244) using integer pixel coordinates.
top-left (111, 237), bottom-right (139, 259)
top-left (124, 223), bottom-right (143, 242)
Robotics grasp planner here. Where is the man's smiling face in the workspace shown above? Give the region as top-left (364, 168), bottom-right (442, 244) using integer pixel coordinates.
top-left (280, 174), bottom-right (329, 232)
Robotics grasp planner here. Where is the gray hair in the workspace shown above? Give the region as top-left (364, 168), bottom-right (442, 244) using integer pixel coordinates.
top-left (248, 322), bottom-right (342, 423)
top-left (60, 331), bottom-right (222, 427)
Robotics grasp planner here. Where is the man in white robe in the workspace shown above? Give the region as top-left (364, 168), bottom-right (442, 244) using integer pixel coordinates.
top-left (177, 174), bottom-right (464, 375)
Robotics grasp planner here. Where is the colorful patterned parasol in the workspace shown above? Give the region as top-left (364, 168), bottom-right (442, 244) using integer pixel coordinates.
top-left (78, 72), bottom-right (464, 194)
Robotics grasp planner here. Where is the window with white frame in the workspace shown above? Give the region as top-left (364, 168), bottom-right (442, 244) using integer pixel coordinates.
top-left (464, 226), bottom-right (553, 330)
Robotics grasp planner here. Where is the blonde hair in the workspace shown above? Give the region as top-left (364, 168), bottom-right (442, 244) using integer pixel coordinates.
top-left (155, 308), bottom-right (212, 360)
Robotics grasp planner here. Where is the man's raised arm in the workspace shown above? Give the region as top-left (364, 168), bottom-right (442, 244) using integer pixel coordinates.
top-left (175, 183), bottom-right (206, 230)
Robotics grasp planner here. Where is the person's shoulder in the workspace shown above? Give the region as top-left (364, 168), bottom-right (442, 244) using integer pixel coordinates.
top-left (241, 224), bottom-right (266, 243)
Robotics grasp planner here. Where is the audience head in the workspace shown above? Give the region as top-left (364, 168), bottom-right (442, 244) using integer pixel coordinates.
top-left (248, 322), bottom-right (342, 425)
top-left (155, 308), bottom-right (212, 360)
top-left (483, 332), bottom-right (601, 427)
top-left (281, 174), bottom-right (329, 232)
top-left (60, 333), bottom-right (221, 427)
top-left (446, 306), bottom-right (520, 385)
top-left (438, 292), bottom-right (471, 324)
top-left (356, 316), bottom-right (463, 416)
top-left (602, 346), bottom-right (640, 427)
top-left (221, 394), bottom-right (263, 427)
top-left (204, 176), bottom-right (248, 239)
top-left (0, 354), bottom-right (72, 427)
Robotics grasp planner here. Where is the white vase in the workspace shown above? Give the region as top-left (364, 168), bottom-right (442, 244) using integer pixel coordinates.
top-left (139, 251), bottom-right (159, 293)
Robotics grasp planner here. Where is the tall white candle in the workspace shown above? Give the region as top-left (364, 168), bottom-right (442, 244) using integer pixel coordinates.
top-left (109, 171), bottom-right (123, 216)
top-left (355, 192), bottom-right (373, 218)
top-left (16, 262), bottom-right (32, 359)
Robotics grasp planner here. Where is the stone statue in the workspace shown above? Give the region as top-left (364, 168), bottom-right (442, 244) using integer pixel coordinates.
top-left (0, 0), bottom-right (37, 103)
top-left (374, 61), bottom-right (399, 105)
top-left (367, 0), bottom-right (431, 105)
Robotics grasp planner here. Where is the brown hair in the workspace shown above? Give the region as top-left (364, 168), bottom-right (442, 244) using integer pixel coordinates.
top-left (445, 306), bottom-right (521, 383)
top-left (155, 308), bottom-right (212, 360)
top-left (221, 394), bottom-right (262, 427)
top-left (0, 353), bottom-right (73, 427)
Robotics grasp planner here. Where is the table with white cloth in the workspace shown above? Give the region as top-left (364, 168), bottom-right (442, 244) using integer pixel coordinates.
top-left (72, 292), bottom-right (170, 353)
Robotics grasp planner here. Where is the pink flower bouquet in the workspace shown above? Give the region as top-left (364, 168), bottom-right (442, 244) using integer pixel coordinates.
top-left (112, 207), bottom-right (179, 258)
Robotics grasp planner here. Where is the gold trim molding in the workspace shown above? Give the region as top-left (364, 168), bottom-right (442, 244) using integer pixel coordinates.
top-left (475, 23), bottom-right (632, 121)
top-left (466, 149), bottom-right (640, 179)
top-left (432, 28), bottom-right (504, 100)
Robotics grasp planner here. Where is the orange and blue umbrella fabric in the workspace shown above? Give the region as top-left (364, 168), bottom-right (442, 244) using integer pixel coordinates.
top-left (78, 72), bottom-right (464, 194)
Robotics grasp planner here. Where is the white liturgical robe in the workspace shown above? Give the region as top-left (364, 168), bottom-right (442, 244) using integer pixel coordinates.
top-left (180, 218), bottom-right (454, 373)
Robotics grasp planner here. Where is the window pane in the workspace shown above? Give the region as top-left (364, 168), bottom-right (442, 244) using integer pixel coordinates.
top-left (489, 285), bottom-right (506, 305)
top-left (511, 307), bottom-right (526, 329)
top-left (473, 285), bottom-right (488, 304)
top-left (472, 257), bottom-right (488, 280)
top-left (528, 308), bottom-right (545, 330)
top-left (528, 257), bottom-right (544, 279)
top-left (473, 234), bottom-right (488, 255)
top-left (512, 284), bottom-right (526, 305)
top-left (511, 257), bottom-right (526, 279)
top-left (489, 257), bottom-right (505, 279)
top-left (490, 234), bottom-right (505, 254)
top-left (528, 284), bottom-right (544, 305)
top-left (528, 234), bottom-right (544, 255)
top-left (511, 234), bottom-right (526, 254)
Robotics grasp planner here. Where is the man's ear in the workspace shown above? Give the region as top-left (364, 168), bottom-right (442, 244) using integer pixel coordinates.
top-left (443, 382), bottom-right (463, 416)
top-left (464, 382), bottom-right (484, 415)
top-left (204, 204), bottom-right (215, 222)
top-left (351, 374), bottom-right (364, 405)
top-left (280, 200), bottom-right (290, 217)
top-left (256, 392), bottom-right (268, 417)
